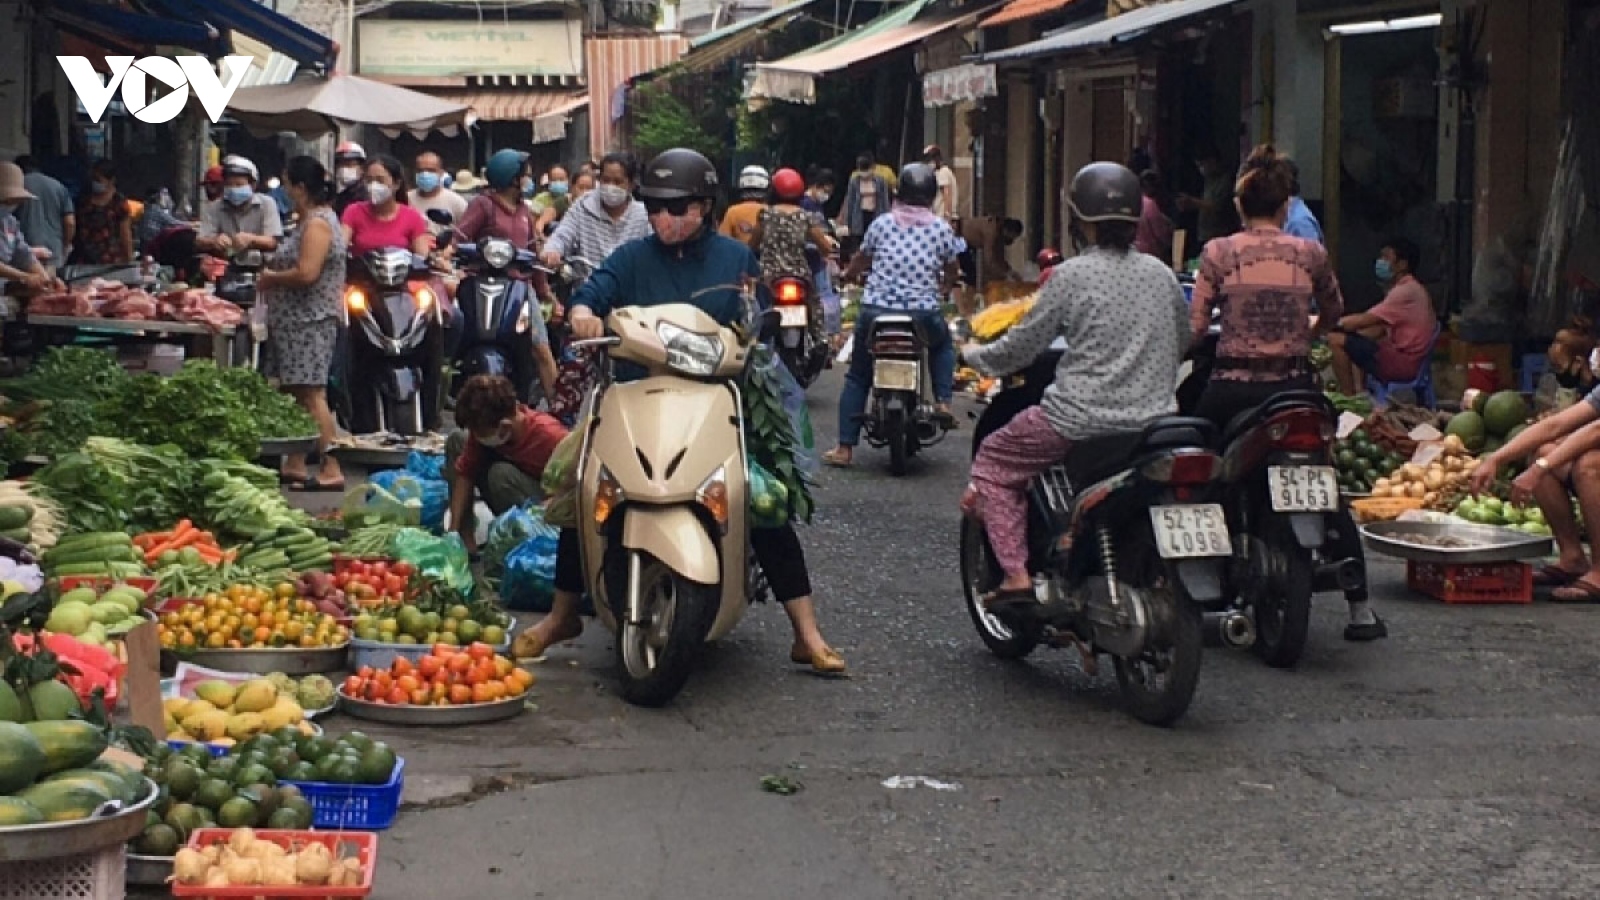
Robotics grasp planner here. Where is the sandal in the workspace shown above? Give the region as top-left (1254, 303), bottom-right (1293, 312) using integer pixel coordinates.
top-left (1550, 579), bottom-right (1600, 604)
top-left (512, 620), bottom-right (584, 659)
top-left (981, 587), bottom-right (1037, 612)
top-left (821, 448), bottom-right (853, 468)
top-left (1533, 564), bottom-right (1585, 587)
top-left (789, 644), bottom-right (847, 676)
top-left (289, 476), bottom-right (346, 492)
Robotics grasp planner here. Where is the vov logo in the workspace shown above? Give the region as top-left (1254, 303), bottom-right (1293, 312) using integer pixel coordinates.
top-left (57, 56), bottom-right (254, 125)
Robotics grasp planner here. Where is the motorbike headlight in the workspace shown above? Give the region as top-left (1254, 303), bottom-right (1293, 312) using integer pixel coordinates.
top-left (656, 322), bottom-right (723, 376)
top-left (695, 467), bottom-right (729, 533)
top-left (414, 286), bottom-right (434, 310)
top-left (345, 288), bottom-right (367, 313)
top-left (482, 239), bottom-right (515, 270)
top-left (594, 466), bottom-right (623, 530)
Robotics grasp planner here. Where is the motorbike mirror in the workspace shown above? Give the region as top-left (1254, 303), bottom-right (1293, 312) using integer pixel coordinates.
top-left (426, 208), bottom-right (455, 227)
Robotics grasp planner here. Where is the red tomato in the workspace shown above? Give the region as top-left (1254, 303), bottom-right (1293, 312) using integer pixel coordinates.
top-left (392, 562), bottom-right (414, 578)
top-left (384, 574), bottom-right (406, 595)
top-left (371, 562), bottom-right (389, 578)
top-left (364, 681), bottom-right (384, 702)
top-left (466, 642), bottom-right (493, 661)
top-left (343, 675), bottom-right (362, 695)
top-left (386, 686), bottom-right (409, 705)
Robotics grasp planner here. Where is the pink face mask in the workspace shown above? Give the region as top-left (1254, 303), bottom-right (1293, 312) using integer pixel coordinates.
top-left (651, 206), bottom-right (704, 245)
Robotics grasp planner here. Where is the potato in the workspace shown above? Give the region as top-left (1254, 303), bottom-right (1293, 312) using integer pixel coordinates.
top-left (1407, 482), bottom-right (1426, 498)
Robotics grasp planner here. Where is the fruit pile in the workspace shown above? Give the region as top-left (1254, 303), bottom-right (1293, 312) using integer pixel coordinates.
top-left (171, 827), bottom-right (367, 888)
top-left (235, 525), bottom-right (339, 575)
top-left (163, 675), bottom-right (328, 746)
top-left (0, 719), bottom-right (125, 826)
top-left (1334, 428), bottom-right (1410, 494)
top-left (44, 582), bottom-right (146, 646)
top-left (352, 604), bottom-right (508, 648)
top-left (133, 740), bottom-right (315, 855)
top-left (1446, 389), bottom-right (1530, 454)
top-left (249, 729), bottom-right (398, 786)
top-left (1367, 435), bottom-right (1476, 506)
top-left (8, 631), bottom-right (124, 710)
top-left (41, 531), bottom-right (145, 580)
top-left (332, 557), bottom-right (414, 610)
top-left (157, 586), bottom-right (350, 652)
top-left (1450, 495), bottom-right (1553, 535)
top-left (342, 643), bottom-right (532, 706)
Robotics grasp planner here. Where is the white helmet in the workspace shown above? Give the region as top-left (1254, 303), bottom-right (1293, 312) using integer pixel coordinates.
top-left (738, 165), bottom-right (770, 194)
top-left (221, 154), bottom-right (258, 182)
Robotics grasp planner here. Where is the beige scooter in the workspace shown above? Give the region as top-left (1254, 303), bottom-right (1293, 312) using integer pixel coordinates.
top-left (572, 288), bottom-right (776, 706)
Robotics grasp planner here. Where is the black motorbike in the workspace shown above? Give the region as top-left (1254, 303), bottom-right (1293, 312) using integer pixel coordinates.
top-left (769, 272), bottom-right (828, 388)
top-left (451, 235), bottom-right (543, 403)
top-left (961, 349), bottom-right (1232, 726)
top-left (856, 313), bottom-right (951, 475)
top-left (214, 248), bottom-right (263, 309)
top-left (342, 247), bottom-right (446, 436)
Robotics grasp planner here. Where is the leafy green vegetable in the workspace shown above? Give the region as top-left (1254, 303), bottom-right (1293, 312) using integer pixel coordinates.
top-left (31, 452), bottom-right (129, 534)
top-left (742, 347), bottom-right (815, 525)
top-left (218, 366), bottom-right (316, 438)
top-left (0, 347), bottom-right (125, 403)
top-left (99, 361), bottom-right (268, 460)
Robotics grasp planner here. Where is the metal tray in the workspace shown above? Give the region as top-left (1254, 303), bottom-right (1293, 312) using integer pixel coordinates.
top-left (172, 642), bottom-right (350, 675)
top-left (1361, 520), bottom-right (1554, 564)
top-left (0, 778), bottom-right (158, 862)
top-left (127, 852), bottom-right (173, 886)
top-left (336, 686), bottom-right (527, 726)
top-left (258, 435), bottom-right (319, 459)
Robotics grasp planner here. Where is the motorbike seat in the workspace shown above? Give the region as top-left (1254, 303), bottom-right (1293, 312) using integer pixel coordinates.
top-left (1220, 390), bottom-right (1334, 447)
top-left (1058, 417), bottom-right (1217, 488)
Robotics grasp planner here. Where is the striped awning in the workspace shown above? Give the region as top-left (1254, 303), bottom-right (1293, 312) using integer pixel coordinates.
top-left (586, 35), bottom-right (690, 157)
top-left (429, 89), bottom-right (591, 124)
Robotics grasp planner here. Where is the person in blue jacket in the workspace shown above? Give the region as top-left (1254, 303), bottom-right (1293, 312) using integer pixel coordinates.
top-left (541, 148), bottom-right (846, 676)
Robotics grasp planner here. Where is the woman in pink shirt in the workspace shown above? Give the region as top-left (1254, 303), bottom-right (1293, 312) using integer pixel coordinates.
top-left (341, 155), bottom-right (432, 257)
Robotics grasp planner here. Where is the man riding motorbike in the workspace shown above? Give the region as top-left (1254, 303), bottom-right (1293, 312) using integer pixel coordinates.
top-left (823, 163), bottom-right (961, 468)
top-left (331, 142), bottom-right (368, 218)
top-left (553, 147), bottom-right (846, 676)
top-left (1183, 144), bottom-right (1386, 643)
top-left (196, 155), bottom-right (282, 257)
top-left (959, 162), bottom-right (1190, 608)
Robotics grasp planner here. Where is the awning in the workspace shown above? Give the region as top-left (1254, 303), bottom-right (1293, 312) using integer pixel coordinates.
top-left (586, 35), bottom-right (689, 157)
top-left (922, 61), bottom-right (996, 107)
top-left (981, 0), bottom-right (1090, 29)
top-left (232, 34), bottom-right (299, 88)
top-left (429, 89), bottom-right (590, 125)
top-left (656, 0), bottom-right (819, 76)
top-left (749, 0), bottom-right (996, 104)
top-left (690, 0), bottom-right (816, 49)
top-left (137, 0), bottom-right (337, 69)
top-left (533, 95), bottom-right (589, 144)
top-left (44, 0), bottom-right (226, 56)
top-left (985, 0), bottom-right (1243, 63)
top-left (226, 74), bottom-right (470, 137)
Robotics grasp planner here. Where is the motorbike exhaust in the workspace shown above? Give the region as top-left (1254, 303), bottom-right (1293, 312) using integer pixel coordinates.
top-left (915, 419), bottom-right (942, 442)
top-left (1203, 611), bottom-right (1256, 649)
top-left (1314, 559), bottom-right (1365, 595)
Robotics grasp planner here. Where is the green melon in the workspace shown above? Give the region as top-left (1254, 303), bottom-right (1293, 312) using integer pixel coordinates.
top-left (16, 780), bottom-right (114, 822)
top-left (26, 681), bottom-right (81, 722)
top-left (1482, 391), bottom-right (1530, 437)
top-left (1445, 410), bottom-right (1487, 452)
top-left (0, 721), bottom-right (47, 793)
top-left (0, 681), bottom-right (25, 723)
top-left (24, 719), bottom-right (109, 774)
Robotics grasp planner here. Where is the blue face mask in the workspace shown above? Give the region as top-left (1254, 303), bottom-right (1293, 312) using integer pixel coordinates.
top-left (224, 185), bottom-right (253, 206)
top-left (91, 181), bottom-right (111, 195)
top-left (548, 181), bottom-right (569, 197)
top-left (415, 172), bottom-right (441, 193)
top-left (522, 180), bottom-right (536, 199)
top-left (1375, 258), bottom-right (1394, 283)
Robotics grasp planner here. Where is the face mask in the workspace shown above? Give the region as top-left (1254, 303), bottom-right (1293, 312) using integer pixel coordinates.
top-left (1375, 258), bottom-right (1394, 283)
top-left (476, 425), bottom-right (512, 448)
top-left (816, 191), bottom-right (832, 204)
top-left (336, 167), bottom-right (361, 188)
top-left (522, 180), bottom-right (537, 199)
top-left (415, 172), bottom-right (441, 193)
top-left (548, 181), bottom-right (569, 197)
top-left (368, 182), bottom-right (393, 205)
top-left (597, 184), bottom-right (630, 209)
top-left (92, 181), bottom-right (111, 195)
top-left (651, 206), bottom-right (704, 245)
top-left (224, 185), bottom-right (253, 206)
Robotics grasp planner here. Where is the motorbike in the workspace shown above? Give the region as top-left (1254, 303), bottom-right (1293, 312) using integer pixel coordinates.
top-left (770, 273), bottom-right (827, 388)
top-left (341, 247), bottom-right (446, 436)
top-left (960, 361), bottom-right (1230, 726)
top-left (857, 313), bottom-right (952, 475)
top-left (571, 287), bottom-right (777, 706)
top-left (213, 248), bottom-right (263, 309)
top-left (451, 233), bottom-right (543, 403)
top-left (1180, 314), bottom-right (1364, 668)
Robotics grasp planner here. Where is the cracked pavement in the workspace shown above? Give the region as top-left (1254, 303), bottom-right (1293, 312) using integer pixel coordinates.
top-left (160, 369), bottom-right (1600, 898)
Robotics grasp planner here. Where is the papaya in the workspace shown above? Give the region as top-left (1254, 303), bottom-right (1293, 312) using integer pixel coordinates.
top-left (0, 721), bottom-right (47, 793)
top-left (90, 758), bottom-right (148, 801)
top-left (0, 680), bottom-right (26, 722)
top-left (24, 719), bottom-right (109, 774)
top-left (27, 679), bottom-right (83, 721)
top-left (0, 797), bottom-right (45, 826)
top-left (44, 769), bottom-right (134, 804)
top-left (16, 779), bottom-right (114, 822)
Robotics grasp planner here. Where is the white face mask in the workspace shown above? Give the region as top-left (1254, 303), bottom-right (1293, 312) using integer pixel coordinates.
top-left (337, 167), bottom-right (361, 188)
top-left (476, 424), bottom-right (512, 447)
top-left (367, 182), bottom-right (393, 205)
top-left (597, 184), bottom-right (630, 209)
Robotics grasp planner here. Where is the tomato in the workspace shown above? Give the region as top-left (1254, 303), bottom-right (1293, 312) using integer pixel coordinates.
top-left (384, 574), bottom-right (406, 595)
top-left (357, 666), bottom-right (375, 680)
top-left (392, 561), bottom-right (413, 578)
top-left (466, 642), bottom-right (494, 661)
top-left (432, 643), bottom-right (455, 658)
top-left (470, 683), bottom-right (494, 703)
top-left (447, 655), bottom-right (472, 675)
top-left (448, 684), bottom-right (472, 705)
top-left (466, 663), bottom-right (492, 686)
top-left (343, 675), bottom-right (362, 695)
top-left (364, 681), bottom-right (384, 702)
top-left (396, 674), bottom-right (420, 694)
top-left (430, 682), bottom-right (448, 703)
top-left (410, 687), bottom-right (430, 705)
top-left (386, 686), bottom-right (409, 705)
top-left (418, 656), bottom-right (443, 679)
top-left (391, 657), bottom-right (413, 677)
top-left (492, 657), bottom-right (513, 678)
top-left (374, 672), bottom-right (393, 692)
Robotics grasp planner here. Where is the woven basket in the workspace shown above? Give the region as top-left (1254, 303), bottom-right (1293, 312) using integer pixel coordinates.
top-left (1350, 496), bottom-right (1425, 524)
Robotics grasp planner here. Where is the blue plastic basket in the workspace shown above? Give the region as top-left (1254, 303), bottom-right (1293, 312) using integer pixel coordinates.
top-left (167, 739), bottom-right (228, 757)
top-left (283, 757), bottom-right (405, 830)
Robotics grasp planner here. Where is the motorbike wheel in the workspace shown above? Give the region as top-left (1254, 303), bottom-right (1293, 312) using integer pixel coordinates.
top-left (1112, 536), bottom-right (1203, 727)
top-left (959, 517), bottom-right (1039, 659)
top-left (1251, 513), bottom-right (1313, 669)
top-left (884, 405), bottom-right (909, 476)
top-left (603, 547), bottom-right (715, 707)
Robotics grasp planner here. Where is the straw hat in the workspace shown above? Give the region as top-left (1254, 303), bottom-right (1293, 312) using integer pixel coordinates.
top-left (0, 163), bottom-right (36, 203)
top-left (453, 169), bottom-right (483, 192)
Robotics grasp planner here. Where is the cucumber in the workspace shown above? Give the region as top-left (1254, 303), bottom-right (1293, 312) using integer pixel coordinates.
top-left (45, 546), bottom-right (141, 567)
top-left (49, 533), bottom-right (132, 554)
top-left (51, 562), bottom-right (144, 577)
top-left (0, 526), bottom-right (32, 543)
top-left (286, 549), bottom-right (333, 568)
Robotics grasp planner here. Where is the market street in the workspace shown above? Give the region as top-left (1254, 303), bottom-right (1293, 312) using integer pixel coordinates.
top-left (264, 370), bottom-right (1600, 900)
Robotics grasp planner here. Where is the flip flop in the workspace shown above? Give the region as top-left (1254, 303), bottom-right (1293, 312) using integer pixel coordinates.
top-left (1533, 565), bottom-right (1584, 587)
top-left (289, 477), bottom-right (346, 493)
top-left (1550, 579), bottom-right (1600, 603)
top-left (278, 472), bottom-right (307, 485)
top-left (821, 449), bottom-right (853, 468)
top-left (981, 587), bottom-right (1037, 612)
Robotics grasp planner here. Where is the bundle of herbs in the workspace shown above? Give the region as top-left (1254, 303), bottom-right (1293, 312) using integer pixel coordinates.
top-left (742, 345), bottom-right (815, 525)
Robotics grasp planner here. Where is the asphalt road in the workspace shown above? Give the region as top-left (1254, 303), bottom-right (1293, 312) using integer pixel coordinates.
top-left (193, 370), bottom-right (1600, 898)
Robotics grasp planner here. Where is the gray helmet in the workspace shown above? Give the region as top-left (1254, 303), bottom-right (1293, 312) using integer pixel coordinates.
top-left (639, 149), bottom-right (719, 200)
top-left (897, 163), bottom-right (937, 207)
top-left (1068, 163), bottom-right (1141, 223)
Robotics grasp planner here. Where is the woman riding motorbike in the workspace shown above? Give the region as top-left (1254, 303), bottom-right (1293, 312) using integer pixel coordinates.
top-left (1183, 144), bottom-right (1386, 643)
top-left (554, 148), bottom-right (846, 676)
top-left (752, 167), bottom-right (836, 375)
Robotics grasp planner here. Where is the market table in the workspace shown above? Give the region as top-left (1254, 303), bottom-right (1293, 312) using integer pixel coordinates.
top-left (24, 314), bottom-right (254, 367)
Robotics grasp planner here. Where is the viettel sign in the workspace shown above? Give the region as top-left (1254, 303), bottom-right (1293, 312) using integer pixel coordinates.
top-left (58, 56), bottom-right (253, 124)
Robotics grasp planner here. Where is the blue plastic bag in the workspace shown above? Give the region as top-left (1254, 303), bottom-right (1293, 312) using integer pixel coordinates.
top-left (370, 469), bottom-right (450, 533)
top-left (752, 346), bottom-right (818, 477)
top-left (484, 503), bottom-right (541, 581)
top-left (500, 528), bottom-right (560, 612)
top-left (406, 451), bottom-right (445, 481)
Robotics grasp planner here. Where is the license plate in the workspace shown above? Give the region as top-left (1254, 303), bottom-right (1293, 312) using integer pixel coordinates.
top-left (778, 305), bottom-right (808, 328)
top-left (1149, 504), bottom-right (1232, 559)
top-left (873, 359), bottom-right (919, 391)
top-left (1267, 466), bottom-right (1339, 512)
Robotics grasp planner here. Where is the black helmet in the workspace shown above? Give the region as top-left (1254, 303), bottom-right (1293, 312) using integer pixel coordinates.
top-left (897, 163), bottom-right (937, 207)
top-left (1068, 163), bottom-right (1141, 223)
top-left (639, 149), bottom-right (719, 200)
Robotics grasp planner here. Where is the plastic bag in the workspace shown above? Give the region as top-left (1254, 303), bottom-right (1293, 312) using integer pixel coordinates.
top-left (370, 470), bottom-right (450, 533)
top-left (390, 528), bottom-right (475, 597)
top-left (541, 419), bottom-right (586, 529)
top-left (484, 503), bottom-right (541, 580)
top-left (499, 527), bottom-right (560, 612)
top-left (747, 461), bottom-right (790, 529)
top-left (341, 482), bottom-right (422, 530)
top-left (751, 347), bottom-right (818, 476)
top-left (406, 451), bottom-right (445, 481)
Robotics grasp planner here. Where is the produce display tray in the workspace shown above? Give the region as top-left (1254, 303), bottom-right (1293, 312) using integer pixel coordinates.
top-left (164, 643), bottom-right (350, 675)
top-left (284, 759), bottom-right (405, 830)
top-left (171, 828), bottom-right (377, 898)
top-left (327, 446), bottom-right (412, 470)
top-left (336, 687), bottom-right (526, 725)
top-left (0, 777), bottom-right (158, 862)
top-left (1361, 520), bottom-right (1554, 565)
top-left (127, 851), bottom-right (173, 886)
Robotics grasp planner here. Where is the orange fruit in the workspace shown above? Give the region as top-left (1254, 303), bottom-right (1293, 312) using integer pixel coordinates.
top-left (448, 684), bottom-right (472, 705)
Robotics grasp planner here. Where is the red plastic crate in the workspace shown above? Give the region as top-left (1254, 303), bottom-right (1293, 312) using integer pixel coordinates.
top-left (1406, 560), bottom-right (1532, 605)
top-left (170, 829), bottom-right (377, 899)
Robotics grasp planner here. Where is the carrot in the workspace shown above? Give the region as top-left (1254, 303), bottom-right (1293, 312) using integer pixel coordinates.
top-left (194, 547), bottom-right (224, 566)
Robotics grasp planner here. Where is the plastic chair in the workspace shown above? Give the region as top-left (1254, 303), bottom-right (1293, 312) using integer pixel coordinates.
top-left (1366, 323), bottom-right (1442, 409)
top-left (1520, 353), bottom-right (1550, 394)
